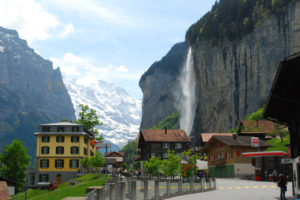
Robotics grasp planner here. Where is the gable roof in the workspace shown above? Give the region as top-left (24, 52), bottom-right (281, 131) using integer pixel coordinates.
top-left (104, 152), bottom-right (124, 157)
top-left (201, 133), bottom-right (233, 143)
top-left (140, 129), bottom-right (191, 143)
top-left (240, 120), bottom-right (274, 133)
top-left (201, 135), bottom-right (270, 152)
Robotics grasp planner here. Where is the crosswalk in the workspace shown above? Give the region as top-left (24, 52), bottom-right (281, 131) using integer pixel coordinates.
top-left (217, 185), bottom-right (277, 190)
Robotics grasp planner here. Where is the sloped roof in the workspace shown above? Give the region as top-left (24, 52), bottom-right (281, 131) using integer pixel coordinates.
top-left (40, 122), bottom-right (81, 126)
top-left (241, 120), bottom-right (274, 133)
top-left (201, 135), bottom-right (270, 152)
top-left (104, 152), bottom-right (124, 157)
top-left (140, 129), bottom-right (191, 142)
top-left (0, 181), bottom-right (11, 200)
top-left (213, 135), bottom-right (270, 147)
top-left (201, 133), bottom-right (233, 143)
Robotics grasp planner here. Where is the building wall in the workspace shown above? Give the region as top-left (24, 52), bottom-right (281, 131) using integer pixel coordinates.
top-left (209, 165), bottom-right (234, 177)
top-left (38, 171), bottom-right (78, 184)
top-left (234, 163), bottom-right (255, 177)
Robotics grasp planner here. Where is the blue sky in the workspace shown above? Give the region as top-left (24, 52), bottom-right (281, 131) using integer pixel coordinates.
top-left (0, 0), bottom-right (216, 99)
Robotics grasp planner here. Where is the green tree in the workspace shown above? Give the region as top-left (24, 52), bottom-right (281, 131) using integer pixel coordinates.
top-left (144, 157), bottom-right (161, 178)
top-left (75, 104), bottom-right (103, 142)
top-left (161, 150), bottom-right (181, 179)
top-left (81, 157), bottom-right (91, 173)
top-left (0, 139), bottom-right (31, 191)
top-left (270, 123), bottom-right (289, 143)
top-left (90, 152), bottom-right (105, 173)
top-left (121, 140), bottom-right (137, 164)
top-left (181, 149), bottom-right (197, 179)
top-left (245, 107), bottom-right (264, 120)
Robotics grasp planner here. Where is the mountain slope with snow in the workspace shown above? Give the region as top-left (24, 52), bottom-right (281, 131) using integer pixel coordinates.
top-left (65, 78), bottom-right (141, 148)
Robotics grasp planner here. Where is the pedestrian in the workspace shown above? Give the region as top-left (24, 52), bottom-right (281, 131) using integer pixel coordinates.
top-left (272, 169), bottom-right (278, 182)
top-left (277, 175), bottom-right (287, 200)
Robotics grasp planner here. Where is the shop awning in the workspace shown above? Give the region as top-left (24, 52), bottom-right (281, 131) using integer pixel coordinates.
top-left (242, 151), bottom-right (289, 157)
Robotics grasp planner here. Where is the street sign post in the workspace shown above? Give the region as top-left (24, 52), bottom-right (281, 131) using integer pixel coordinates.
top-left (251, 137), bottom-right (259, 147)
top-left (95, 143), bottom-right (111, 182)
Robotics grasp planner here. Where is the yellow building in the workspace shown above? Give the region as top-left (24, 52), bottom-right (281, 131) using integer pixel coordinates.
top-left (35, 122), bottom-right (95, 184)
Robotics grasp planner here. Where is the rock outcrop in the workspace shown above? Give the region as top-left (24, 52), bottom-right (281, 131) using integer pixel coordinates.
top-left (0, 27), bottom-right (75, 155)
top-left (139, 1), bottom-right (300, 145)
top-left (139, 42), bottom-right (187, 129)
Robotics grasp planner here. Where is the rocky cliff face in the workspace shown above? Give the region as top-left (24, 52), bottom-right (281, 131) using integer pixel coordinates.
top-left (0, 27), bottom-right (75, 155)
top-left (139, 42), bottom-right (187, 129)
top-left (190, 0), bottom-right (300, 143)
top-left (139, 1), bottom-right (300, 143)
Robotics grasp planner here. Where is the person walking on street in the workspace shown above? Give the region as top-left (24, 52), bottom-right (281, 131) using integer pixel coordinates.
top-left (277, 175), bottom-right (287, 200)
top-left (272, 169), bottom-right (278, 182)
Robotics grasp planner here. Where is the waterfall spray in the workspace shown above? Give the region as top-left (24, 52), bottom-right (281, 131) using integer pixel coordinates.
top-left (179, 47), bottom-right (196, 135)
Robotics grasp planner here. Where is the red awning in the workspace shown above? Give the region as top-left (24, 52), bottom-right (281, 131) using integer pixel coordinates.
top-left (242, 151), bottom-right (289, 157)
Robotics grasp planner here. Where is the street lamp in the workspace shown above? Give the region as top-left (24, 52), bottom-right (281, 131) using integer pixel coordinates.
top-left (96, 143), bottom-right (111, 182)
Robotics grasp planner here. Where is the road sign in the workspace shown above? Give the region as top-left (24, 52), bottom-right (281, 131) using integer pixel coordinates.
top-left (251, 137), bottom-right (259, 147)
top-left (96, 143), bottom-right (111, 148)
top-left (281, 158), bottom-right (293, 164)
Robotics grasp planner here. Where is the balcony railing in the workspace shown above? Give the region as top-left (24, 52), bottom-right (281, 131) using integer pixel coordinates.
top-left (209, 159), bottom-right (225, 166)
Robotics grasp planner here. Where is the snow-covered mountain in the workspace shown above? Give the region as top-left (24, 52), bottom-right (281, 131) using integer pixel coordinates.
top-left (64, 77), bottom-right (141, 148)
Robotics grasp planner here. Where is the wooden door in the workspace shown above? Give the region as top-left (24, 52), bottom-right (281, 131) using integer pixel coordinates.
top-left (57, 174), bottom-right (61, 185)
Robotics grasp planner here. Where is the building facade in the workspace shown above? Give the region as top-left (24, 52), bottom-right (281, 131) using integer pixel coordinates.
top-left (202, 135), bottom-right (269, 178)
top-left (137, 129), bottom-right (191, 161)
top-left (35, 122), bottom-right (95, 184)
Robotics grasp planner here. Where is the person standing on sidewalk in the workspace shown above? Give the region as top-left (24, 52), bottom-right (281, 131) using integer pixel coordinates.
top-left (277, 175), bottom-right (287, 200)
top-left (272, 169), bottom-right (278, 182)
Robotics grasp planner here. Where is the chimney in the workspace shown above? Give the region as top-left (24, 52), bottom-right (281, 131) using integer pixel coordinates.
top-left (232, 132), bottom-right (237, 140)
top-left (164, 127), bottom-right (167, 134)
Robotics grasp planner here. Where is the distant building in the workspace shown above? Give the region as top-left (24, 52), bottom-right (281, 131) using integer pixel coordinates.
top-left (137, 129), bottom-right (191, 160)
top-left (0, 177), bottom-right (16, 196)
top-left (104, 152), bottom-right (124, 171)
top-left (201, 135), bottom-right (270, 178)
top-left (0, 181), bottom-right (11, 200)
top-left (34, 122), bottom-right (96, 185)
top-left (238, 120), bottom-right (275, 140)
top-left (200, 133), bottom-right (233, 146)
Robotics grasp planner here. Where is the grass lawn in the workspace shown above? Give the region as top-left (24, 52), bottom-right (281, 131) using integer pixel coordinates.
top-left (12, 174), bottom-right (107, 200)
top-left (266, 135), bottom-right (290, 152)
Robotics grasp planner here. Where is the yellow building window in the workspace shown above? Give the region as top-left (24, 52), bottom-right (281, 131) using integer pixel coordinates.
top-left (56, 136), bottom-right (64, 143)
top-left (71, 147), bottom-right (79, 154)
top-left (40, 159), bottom-right (49, 168)
top-left (55, 159), bottom-right (64, 168)
top-left (84, 147), bottom-right (87, 155)
top-left (70, 159), bottom-right (79, 168)
top-left (71, 136), bottom-right (79, 143)
top-left (56, 146), bottom-right (64, 154)
top-left (42, 136), bottom-right (50, 143)
top-left (41, 146), bottom-right (49, 154)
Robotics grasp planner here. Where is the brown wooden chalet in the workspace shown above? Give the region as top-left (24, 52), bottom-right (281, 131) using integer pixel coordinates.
top-left (201, 135), bottom-right (270, 177)
top-left (104, 152), bottom-right (124, 169)
top-left (238, 120), bottom-right (275, 140)
top-left (137, 129), bottom-right (191, 160)
top-left (200, 133), bottom-right (233, 146)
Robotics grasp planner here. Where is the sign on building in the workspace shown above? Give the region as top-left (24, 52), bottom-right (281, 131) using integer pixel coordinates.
top-left (251, 137), bottom-right (259, 147)
top-left (281, 158), bottom-right (293, 164)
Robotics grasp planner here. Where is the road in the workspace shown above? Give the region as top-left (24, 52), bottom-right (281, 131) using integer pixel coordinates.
top-left (167, 178), bottom-right (295, 200)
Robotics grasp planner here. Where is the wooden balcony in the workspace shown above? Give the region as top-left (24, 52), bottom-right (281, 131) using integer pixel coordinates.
top-left (209, 159), bottom-right (225, 166)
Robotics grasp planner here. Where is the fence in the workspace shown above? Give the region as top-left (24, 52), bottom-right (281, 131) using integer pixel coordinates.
top-left (64, 177), bottom-right (216, 200)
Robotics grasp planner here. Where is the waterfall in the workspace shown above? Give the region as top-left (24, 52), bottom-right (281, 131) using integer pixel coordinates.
top-left (179, 47), bottom-right (196, 135)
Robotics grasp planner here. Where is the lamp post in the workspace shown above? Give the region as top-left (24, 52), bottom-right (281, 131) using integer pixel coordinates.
top-left (96, 143), bottom-right (111, 182)
top-left (24, 174), bottom-right (28, 200)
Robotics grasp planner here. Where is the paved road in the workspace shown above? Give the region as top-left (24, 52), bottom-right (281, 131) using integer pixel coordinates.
top-left (167, 178), bottom-right (295, 200)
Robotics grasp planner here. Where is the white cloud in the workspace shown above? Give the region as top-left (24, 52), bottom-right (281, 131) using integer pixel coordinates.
top-left (115, 65), bottom-right (128, 73)
top-left (58, 23), bottom-right (75, 38)
top-left (51, 52), bottom-right (142, 87)
top-left (0, 0), bottom-right (75, 43)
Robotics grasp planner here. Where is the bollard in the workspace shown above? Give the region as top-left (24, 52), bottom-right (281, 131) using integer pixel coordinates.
top-left (178, 179), bottom-right (183, 193)
top-left (209, 177), bottom-right (213, 190)
top-left (127, 180), bottom-right (132, 200)
top-left (166, 180), bottom-right (171, 196)
top-left (213, 177), bottom-right (216, 189)
top-left (154, 180), bottom-right (159, 200)
top-left (201, 178), bottom-right (204, 192)
top-left (98, 187), bottom-right (104, 200)
top-left (109, 183), bottom-right (116, 200)
top-left (144, 180), bottom-right (148, 200)
top-left (131, 180), bottom-right (137, 200)
top-left (190, 179), bottom-right (194, 192)
top-left (120, 181), bottom-right (126, 200)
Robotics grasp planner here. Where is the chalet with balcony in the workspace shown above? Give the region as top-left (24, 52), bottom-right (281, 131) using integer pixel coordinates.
top-left (104, 152), bottom-right (124, 170)
top-left (137, 129), bottom-right (191, 160)
top-left (201, 134), bottom-right (270, 178)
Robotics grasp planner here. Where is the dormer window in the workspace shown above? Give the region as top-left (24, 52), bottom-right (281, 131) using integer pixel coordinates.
top-left (72, 127), bottom-right (79, 132)
top-left (57, 127), bottom-right (64, 132)
top-left (42, 126), bottom-right (50, 132)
